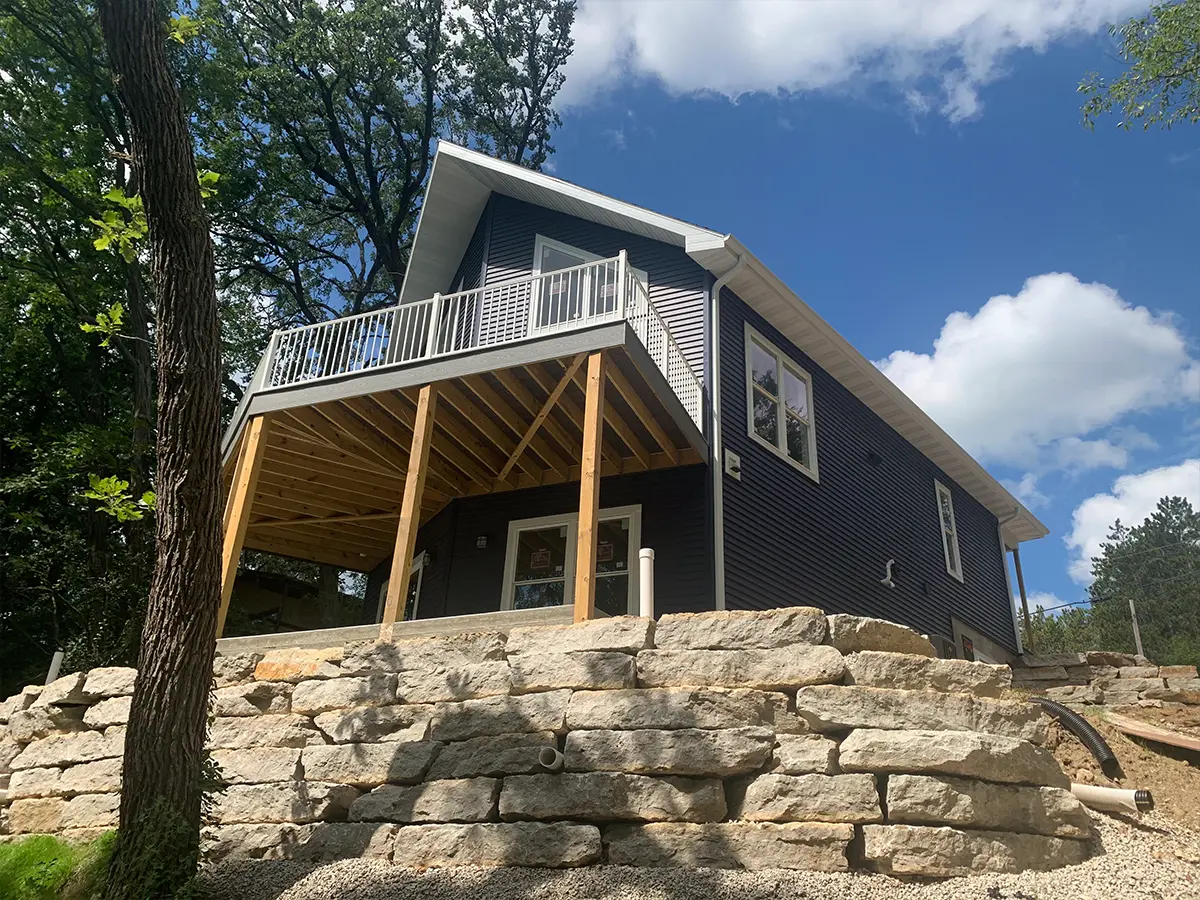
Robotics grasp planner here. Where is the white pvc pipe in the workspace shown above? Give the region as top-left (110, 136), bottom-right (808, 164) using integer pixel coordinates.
top-left (1070, 783), bottom-right (1149, 815)
top-left (639, 548), bottom-right (655, 619)
top-left (538, 747), bottom-right (565, 773)
top-left (44, 650), bottom-right (64, 685)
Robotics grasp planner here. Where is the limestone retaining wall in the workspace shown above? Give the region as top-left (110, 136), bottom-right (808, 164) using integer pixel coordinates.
top-left (0, 610), bottom-right (1093, 878)
top-left (1011, 651), bottom-right (1200, 708)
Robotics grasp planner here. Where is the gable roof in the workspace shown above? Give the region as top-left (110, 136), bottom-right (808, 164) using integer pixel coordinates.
top-left (404, 142), bottom-right (1048, 546)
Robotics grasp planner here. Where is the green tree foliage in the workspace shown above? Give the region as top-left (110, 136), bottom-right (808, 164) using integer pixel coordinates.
top-left (1022, 496), bottom-right (1200, 665)
top-left (192, 0), bottom-right (575, 325)
top-left (0, 0), bottom-right (576, 698)
top-left (1081, 0), bottom-right (1200, 130)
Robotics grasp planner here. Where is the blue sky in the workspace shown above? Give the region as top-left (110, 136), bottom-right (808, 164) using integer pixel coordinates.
top-left (543, 3), bottom-right (1200, 615)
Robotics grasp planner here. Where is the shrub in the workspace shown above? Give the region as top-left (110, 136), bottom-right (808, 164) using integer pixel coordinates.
top-left (0, 831), bottom-right (117, 900)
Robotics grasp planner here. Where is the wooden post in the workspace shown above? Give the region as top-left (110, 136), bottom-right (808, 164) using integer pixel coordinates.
top-left (380, 383), bottom-right (438, 640)
top-left (1013, 544), bottom-right (1034, 652)
top-left (217, 414), bottom-right (271, 637)
top-left (573, 352), bottom-right (606, 623)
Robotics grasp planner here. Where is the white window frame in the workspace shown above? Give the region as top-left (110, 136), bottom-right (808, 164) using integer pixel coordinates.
top-left (935, 480), bottom-right (964, 582)
top-left (375, 551), bottom-right (427, 623)
top-left (500, 505), bottom-right (642, 614)
top-left (743, 323), bottom-right (819, 482)
top-left (531, 235), bottom-right (648, 286)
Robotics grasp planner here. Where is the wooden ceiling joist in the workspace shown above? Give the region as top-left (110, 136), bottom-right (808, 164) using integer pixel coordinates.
top-left (459, 374), bottom-right (571, 477)
top-left (493, 367), bottom-right (582, 464)
top-left (248, 511), bottom-right (399, 530)
top-left (361, 392), bottom-right (477, 495)
top-left (435, 381), bottom-right (542, 481)
top-left (525, 363), bottom-right (625, 470)
top-left (498, 353), bottom-right (587, 482)
top-left (606, 362), bottom-right (679, 465)
top-left (281, 407), bottom-right (401, 476)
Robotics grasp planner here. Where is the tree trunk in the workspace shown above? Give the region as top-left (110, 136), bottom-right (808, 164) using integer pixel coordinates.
top-left (97, 1), bottom-right (223, 896)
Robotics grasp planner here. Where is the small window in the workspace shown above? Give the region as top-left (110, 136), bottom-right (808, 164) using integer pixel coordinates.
top-left (744, 324), bottom-right (818, 480)
top-left (935, 481), bottom-right (964, 582)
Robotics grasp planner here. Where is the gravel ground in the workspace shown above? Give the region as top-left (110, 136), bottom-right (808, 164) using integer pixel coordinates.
top-left (201, 811), bottom-right (1200, 900)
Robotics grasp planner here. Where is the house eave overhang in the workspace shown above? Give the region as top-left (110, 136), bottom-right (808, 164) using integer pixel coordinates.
top-left (687, 234), bottom-right (1048, 546)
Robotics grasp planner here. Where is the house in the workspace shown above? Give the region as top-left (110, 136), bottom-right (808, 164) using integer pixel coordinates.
top-left (217, 141), bottom-right (1047, 663)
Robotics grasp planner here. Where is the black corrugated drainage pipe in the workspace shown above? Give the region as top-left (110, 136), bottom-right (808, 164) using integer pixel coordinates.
top-left (1032, 696), bottom-right (1122, 778)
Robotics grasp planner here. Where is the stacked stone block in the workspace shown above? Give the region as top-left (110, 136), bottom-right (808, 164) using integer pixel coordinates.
top-left (0, 610), bottom-right (1094, 878)
top-left (1011, 651), bottom-right (1200, 707)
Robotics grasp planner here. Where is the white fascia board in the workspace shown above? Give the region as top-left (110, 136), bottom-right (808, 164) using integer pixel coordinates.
top-left (435, 142), bottom-right (722, 247)
top-left (694, 235), bottom-right (1048, 545)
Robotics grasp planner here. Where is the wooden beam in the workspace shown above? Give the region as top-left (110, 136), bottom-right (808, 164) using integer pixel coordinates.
top-left (380, 383), bottom-right (437, 639)
top-left (525, 363), bottom-right (624, 470)
top-left (366, 392), bottom-right (481, 494)
top-left (573, 352), bottom-right (605, 623)
top-left (269, 422), bottom-right (414, 484)
top-left (218, 414), bottom-right (271, 637)
top-left (247, 511), bottom-right (399, 529)
top-left (499, 353), bottom-right (587, 482)
top-left (606, 362), bottom-right (680, 465)
top-left (222, 428), bottom-right (250, 534)
top-left (438, 381), bottom-right (542, 480)
top-left (316, 401), bottom-right (410, 474)
top-left (493, 368), bottom-right (582, 463)
top-left (281, 407), bottom-right (402, 476)
top-left (461, 374), bottom-right (571, 477)
top-left (568, 365), bottom-right (651, 470)
top-left (243, 533), bottom-right (378, 571)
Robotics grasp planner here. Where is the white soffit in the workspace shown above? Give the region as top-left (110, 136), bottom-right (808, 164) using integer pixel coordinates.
top-left (400, 142), bottom-right (722, 304)
top-left (404, 143), bottom-right (1048, 545)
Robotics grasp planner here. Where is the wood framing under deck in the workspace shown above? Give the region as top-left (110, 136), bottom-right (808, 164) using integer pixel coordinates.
top-left (218, 331), bottom-right (706, 637)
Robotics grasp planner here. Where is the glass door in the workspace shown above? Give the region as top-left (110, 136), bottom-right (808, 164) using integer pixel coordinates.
top-left (532, 238), bottom-right (593, 334)
top-left (375, 552), bottom-right (425, 623)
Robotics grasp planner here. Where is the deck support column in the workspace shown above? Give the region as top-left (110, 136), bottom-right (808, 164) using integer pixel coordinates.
top-left (218, 414), bottom-right (271, 637)
top-left (1012, 544), bottom-right (1034, 652)
top-left (380, 383), bottom-right (438, 640)
top-left (573, 351), bottom-right (606, 623)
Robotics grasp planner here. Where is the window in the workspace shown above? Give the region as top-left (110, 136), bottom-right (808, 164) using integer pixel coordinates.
top-left (530, 235), bottom-right (647, 332)
top-left (935, 481), bottom-right (963, 582)
top-left (375, 551), bottom-right (426, 623)
top-left (744, 324), bottom-right (818, 480)
top-left (501, 506), bottom-right (641, 616)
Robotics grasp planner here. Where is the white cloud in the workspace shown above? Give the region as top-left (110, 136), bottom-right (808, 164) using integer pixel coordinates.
top-left (1026, 591), bottom-right (1063, 614)
top-left (876, 273), bottom-right (1198, 469)
top-left (1065, 459), bottom-right (1200, 584)
top-left (562, 0), bottom-right (1142, 119)
top-left (1004, 473), bottom-right (1050, 509)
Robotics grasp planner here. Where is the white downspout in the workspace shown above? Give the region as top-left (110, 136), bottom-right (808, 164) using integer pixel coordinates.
top-left (997, 507), bottom-right (1024, 655)
top-left (710, 253), bottom-right (745, 610)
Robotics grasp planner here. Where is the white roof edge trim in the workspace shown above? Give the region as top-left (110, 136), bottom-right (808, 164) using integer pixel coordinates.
top-left (713, 235), bottom-right (1048, 544)
top-left (435, 142), bottom-right (723, 245)
top-left (397, 149), bottom-right (448, 306)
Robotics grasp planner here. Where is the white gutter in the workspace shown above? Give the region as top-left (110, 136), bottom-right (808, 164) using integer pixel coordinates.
top-left (709, 252), bottom-right (746, 610)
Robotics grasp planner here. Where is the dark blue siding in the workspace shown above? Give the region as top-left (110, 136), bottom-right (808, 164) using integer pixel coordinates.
top-left (719, 290), bottom-right (1017, 652)
top-left (481, 196), bottom-right (710, 379)
top-left (367, 466), bottom-right (712, 619)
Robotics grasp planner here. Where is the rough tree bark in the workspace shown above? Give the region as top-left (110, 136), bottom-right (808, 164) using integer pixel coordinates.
top-left (97, 0), bottom-right (223, 895)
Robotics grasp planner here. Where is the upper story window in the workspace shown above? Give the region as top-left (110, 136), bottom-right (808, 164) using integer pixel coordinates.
top-left (935, 480), bottom-right (964, 582)
top-left (744, 324), bottom-right (818, 481)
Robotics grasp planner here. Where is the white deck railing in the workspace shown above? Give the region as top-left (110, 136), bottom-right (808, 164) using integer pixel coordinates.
top-left (263, 252), bottom-right (703, 426)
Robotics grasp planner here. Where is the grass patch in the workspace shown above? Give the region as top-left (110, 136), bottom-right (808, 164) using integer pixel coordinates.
top-left (0, 832), bottom-right (117, 900)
